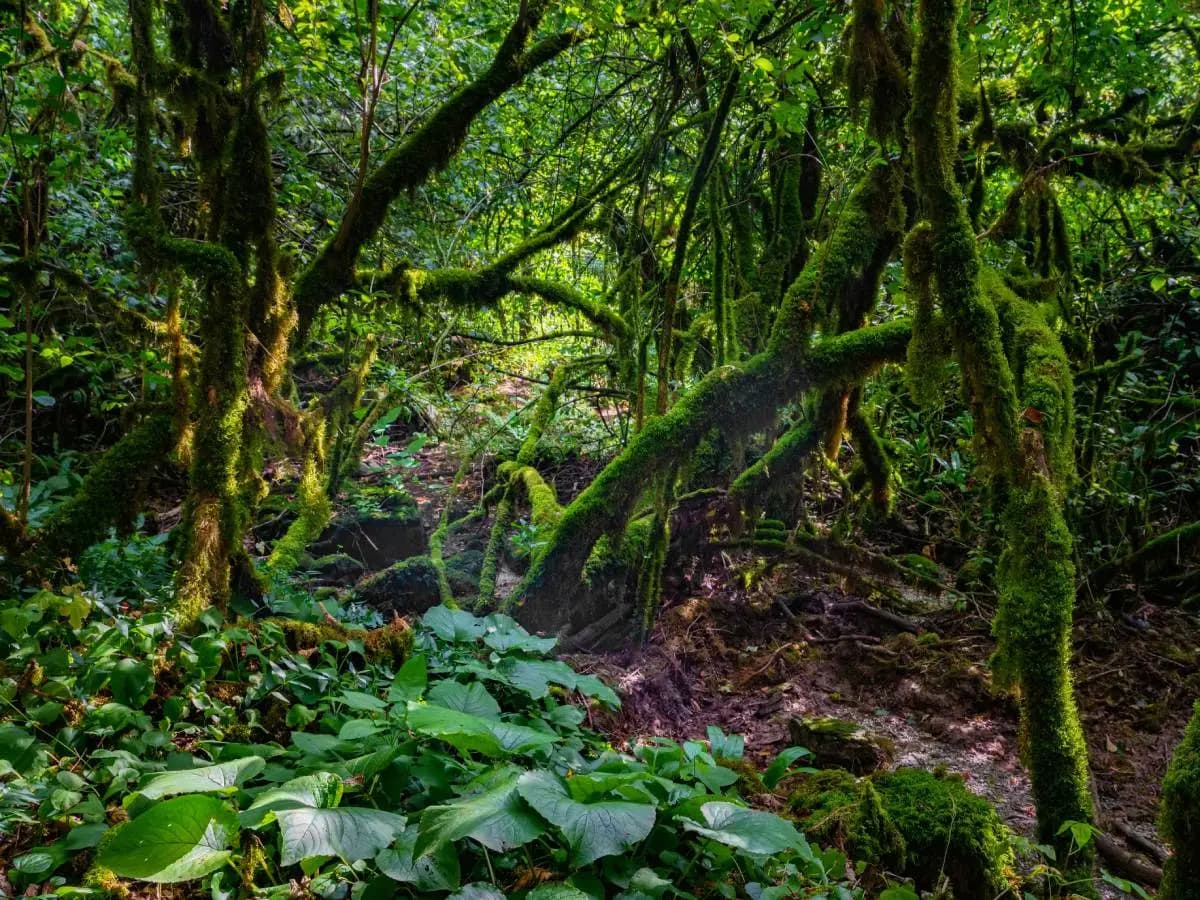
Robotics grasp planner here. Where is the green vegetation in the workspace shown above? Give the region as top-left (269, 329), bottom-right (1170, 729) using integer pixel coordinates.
top-left (1, 0), bottom-right (1197, 896)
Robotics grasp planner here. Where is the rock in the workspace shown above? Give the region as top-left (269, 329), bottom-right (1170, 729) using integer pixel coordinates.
top-left (787, 716), bottom-right (894, 774)
top-left (310, 492), bottom-right (427, 569)
top-left (443, 549), bottom-right (483, 598)
top-left (306, 552), bottom-right (366, 587)
top-left (356, 555), bottom-right (441, 615)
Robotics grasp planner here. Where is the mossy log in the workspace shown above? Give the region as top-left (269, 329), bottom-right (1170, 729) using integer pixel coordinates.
top-left (32, 415), bottom-right (175, 566)
top-left (1159, 699), bottom-right (1200, 899)
top-left (1089, 520), bottom-right (1200, 593)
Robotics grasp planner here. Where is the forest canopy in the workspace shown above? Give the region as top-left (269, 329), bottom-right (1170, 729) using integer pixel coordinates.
top-left (0, 0), bottom-right (1198, 897)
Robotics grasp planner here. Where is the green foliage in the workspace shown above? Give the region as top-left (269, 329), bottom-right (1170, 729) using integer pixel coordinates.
top-left (0, 600), bottom-right (853, 896)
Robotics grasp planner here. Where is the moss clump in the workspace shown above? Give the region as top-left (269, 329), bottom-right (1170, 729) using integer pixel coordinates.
top-left (261, 616), bottom-right (410, 665)
top-left (875, 769), bottom-right (1015, 897)
top-left (789, 768), bottom-right (1014, 899)
top-left (266, 449), bottom-right (333, 578)
top-left (1160, 699), bottom-right (1200, 899)
top-left (443, 549), bottom-right (484, 597)
top-left (792, 769), bottom-right (906, 871)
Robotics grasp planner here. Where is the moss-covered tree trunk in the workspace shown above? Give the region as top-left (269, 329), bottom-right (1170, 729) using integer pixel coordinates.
top-left (1159, 700), bottom-right (1200, 899)
top-left (908, 0), bottom-right (1095, 877)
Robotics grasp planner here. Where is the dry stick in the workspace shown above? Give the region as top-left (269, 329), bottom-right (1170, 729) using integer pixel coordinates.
top-left (1094, 832), bottom-right (1163, 888)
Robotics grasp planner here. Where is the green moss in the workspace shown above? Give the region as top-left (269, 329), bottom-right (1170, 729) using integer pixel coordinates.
top-left (993, 479), bottom-right (1094, 855)
top-left (266, 451), bottom-right (333, 577)
top-left (874, 768), bottom-right (1015, 897)
top-left (790, 768), bottom-right (1013, 898)
top-left (34, 415), bottom-right (175, 565)
top-left (1160, 699), bottom-right (1200, 899)
top-left (789, 769), bottom-right (906, 873)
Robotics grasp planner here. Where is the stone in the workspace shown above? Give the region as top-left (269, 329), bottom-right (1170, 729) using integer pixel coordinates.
top-left (356, 555), bottom-right (441, 616)
top-left (787, 716), bottom-right (894, 774)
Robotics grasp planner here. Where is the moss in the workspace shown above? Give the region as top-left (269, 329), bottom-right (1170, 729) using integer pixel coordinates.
top-left (789, 768), bottom-right (1013, 899)
top-left (262, 616), bottom-right (410, 665)
top-left (993, 478), bottom-right (1094, 857)
top-left (34, 415), bottom-right (175, 565)
top-left (266, 449), bottom-right (333, 577)
top-left (1159, 699), bottom-right (1200, 899)
top-left (845, 0), bottom-right (909, 142)
top-left (874, 769), bottom-right (1015, 897)
top-left (789, 769), bottom-right (906, 872)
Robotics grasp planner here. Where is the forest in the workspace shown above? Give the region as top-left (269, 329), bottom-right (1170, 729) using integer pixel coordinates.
top-left (0, 0), bottom-right (1198, 896)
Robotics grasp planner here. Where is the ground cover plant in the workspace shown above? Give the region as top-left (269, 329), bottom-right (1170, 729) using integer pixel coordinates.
top-left (1, 0), bottom-right (1198, 896)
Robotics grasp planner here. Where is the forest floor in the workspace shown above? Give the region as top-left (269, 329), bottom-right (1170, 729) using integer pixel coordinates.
top-left (300, 382), bottom-right (1199, 887)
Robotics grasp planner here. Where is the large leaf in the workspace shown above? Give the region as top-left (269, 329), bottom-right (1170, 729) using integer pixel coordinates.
top-left (276, 807), bottom-right (406, 866)
top-left (240, 773), bottom-right (344, 828)
top-left (681, 802), bottom-right (808, 856)
top-left (99, 795), bottom-right (237, 883)
top-left (377, 825), bottom-right (461, 891)
top-left (480, 615), bottom-right (557, 654)
top-left (416, 771), bottom-right (545, 856)
top-left (407, 703), bottom-right (556, 756)
top-left (516, 770), bottom-right (656, 865)
top-left (388, 654), bottom-right (427, 702)
top-left (137, 756), bottom-right (265, 800)
top-left (406, 703), bottom-right (503, 756)
top-left (109, 658), bottom-right (155, 709)
top-left (526, 885), bottom-right (589, 900)
top-left (422, 606), bottom-right (487, 642)
top-left (496, 658), bottom-right (579, 699)
top-left (428, 680), bottom-right (501, 719)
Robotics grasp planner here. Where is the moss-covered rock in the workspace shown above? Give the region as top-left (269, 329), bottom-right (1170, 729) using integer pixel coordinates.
top-left (443, 549), bottom-right (484, 597)
top-left (874, 768), bottom-right (1015, 898)
top-left (356, 555), bottom-right (441, 615)
top-left (311, 492), bottom-right (427, 570)
top-left (787, 717), bottom-right (894, 774)
top-left (789, 767), bottom-right (1014, 899)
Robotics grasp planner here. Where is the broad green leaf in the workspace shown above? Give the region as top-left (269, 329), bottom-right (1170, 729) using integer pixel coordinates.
top-left (416, 771), bottom-right (545, 856)
top-left (573, 674), bottom-right (620, 709)
top-left (517, 770), bottom-right (656, 865)
top-left (422, 606), bottom-right (487, 642)
top-left (428, 680), bottom-right (501, 719)
top-left (527, 885), bottom-right (589, 900)
top-left (110, 658), bottom-right (154, 709)
top-left (388, 654), bottom-right (427, 702)
top-left (448, 886), bottom-right (506, 900)
top-left (338, 690), bottom-right (388, 711)
top-left (99, 795), bottom-right (237, 883)
top-left (137, 756), bottom-right (265, 800)
top-left (496, 658), bottom-right (578, 699)
top-left (481, 615), bottom-right (557, 654)
top-left (241, 773), bottom-right (344, 827)
top-left (762, 746), bottom-right (813, 789)
top-left (406, 703), bottom-right (503, 756)
top-left (377, 825), bottom-right (461, 890)
top-left (276, 807), bottom-right (406, 866)
top-left (681, 802), bottom-right (807, 856)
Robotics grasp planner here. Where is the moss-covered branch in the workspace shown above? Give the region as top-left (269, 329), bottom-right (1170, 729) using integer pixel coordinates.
top-left (515, 165), bottom-right (907, 634)
top-left (293, 2), bottom-right (582, 336)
